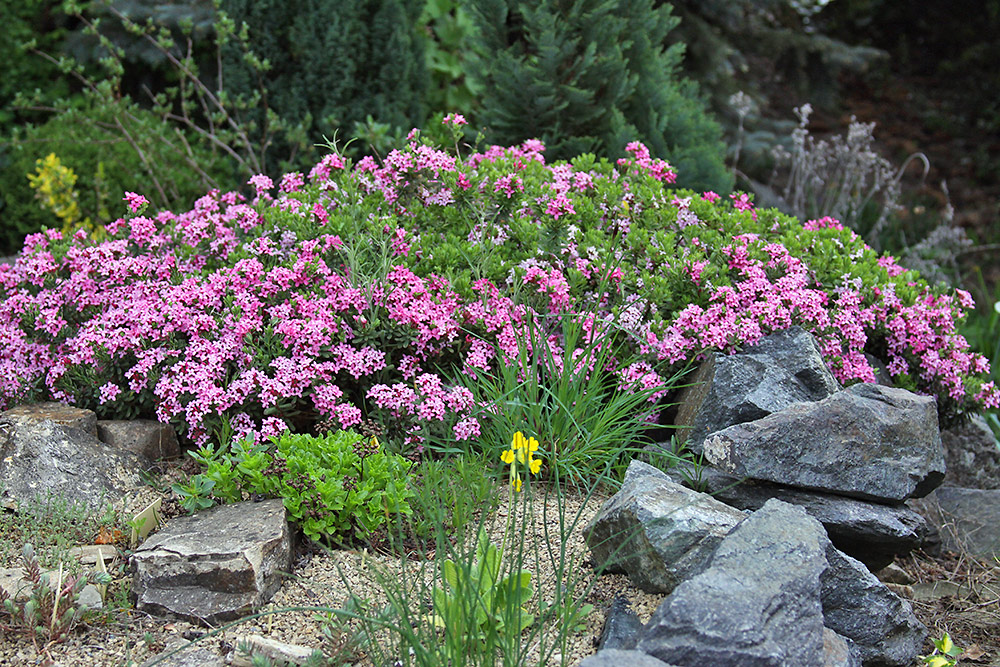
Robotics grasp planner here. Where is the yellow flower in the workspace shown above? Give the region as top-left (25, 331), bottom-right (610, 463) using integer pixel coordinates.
top-left (502, 432), bottom-right (543, 491)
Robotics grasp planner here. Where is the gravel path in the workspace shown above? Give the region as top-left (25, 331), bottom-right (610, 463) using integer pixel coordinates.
top-left (2, 484), bottom-right (665, 666)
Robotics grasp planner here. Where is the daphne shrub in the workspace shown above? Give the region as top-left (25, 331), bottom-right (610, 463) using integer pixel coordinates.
top-left (0, 119), bottom-right (994, 461)
top-left (185, 430), bottom-right (413, 543)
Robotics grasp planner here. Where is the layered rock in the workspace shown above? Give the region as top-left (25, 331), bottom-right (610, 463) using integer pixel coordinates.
top-left (131, 499), bottom-right (292, 625)
top-left (703, 383), bottom-right (946, 503)
top-left (668, 465), bottom-right (927, 571)
top-left (673, 326), bottom-right (840, 452)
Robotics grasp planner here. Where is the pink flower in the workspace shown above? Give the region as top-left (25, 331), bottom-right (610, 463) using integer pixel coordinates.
top-left (279, 172), bottom-right (304, 193)
top-left (443, 113), bottom-right (468, 126)
top-left (702, 191), bottom-right (721, 203)
top-left (730, 192), bottom-right (757, 220)
top-left (123, 192), bottom-right (148, 213)
top-left (99, 382), bottom-right (121, 404)
top-left (247, 174), bottom-right (273, 196)
top-left (545, 193), bottom-right (576, 220)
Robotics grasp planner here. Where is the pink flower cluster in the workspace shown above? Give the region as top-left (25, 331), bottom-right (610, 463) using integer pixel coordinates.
top-left (0, 131), bottom-right (993, 458)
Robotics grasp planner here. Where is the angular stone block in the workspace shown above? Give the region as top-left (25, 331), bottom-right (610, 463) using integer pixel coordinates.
top-left (132, 499), bottom-right (292, 625)
top-left (703, 384), bottom-right (946, 503)
top-left (674, 326), bottom-right (840, 451)
top-left (586, 461), bottom-right (746, 593)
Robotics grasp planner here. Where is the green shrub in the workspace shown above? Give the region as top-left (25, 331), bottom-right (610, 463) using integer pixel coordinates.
top-left (465, 0), bottom-right (732, 193)
top-left (219, 0), bottom-right (429, 168)
top-left (0, 94), bottom-right (234, 255)
top-left (0, 1), bottom-right (74, 135)
top-left (179, 430), bottom-right (414, 544)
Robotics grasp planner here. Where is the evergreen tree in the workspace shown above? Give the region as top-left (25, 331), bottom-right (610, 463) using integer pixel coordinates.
top-left (467, 0), bottom-right (732, 193)
top-left (219, 0), bottom-right (428, 170)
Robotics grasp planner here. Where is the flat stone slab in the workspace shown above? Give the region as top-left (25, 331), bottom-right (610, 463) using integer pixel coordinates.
top-left (703, 383), bottom-right (946, 503)
top-left (131, 499), bottom-right (292, 625)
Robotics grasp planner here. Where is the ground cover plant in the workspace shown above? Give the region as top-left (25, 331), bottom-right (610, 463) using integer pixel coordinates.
top-left (0, 116), bottom-right (997, 663)
top-left (0, 117), bottom-right (993, 461)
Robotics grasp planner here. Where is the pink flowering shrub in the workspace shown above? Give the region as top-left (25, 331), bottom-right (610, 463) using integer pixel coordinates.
top-left (0, 121), bottom-right (993, 454)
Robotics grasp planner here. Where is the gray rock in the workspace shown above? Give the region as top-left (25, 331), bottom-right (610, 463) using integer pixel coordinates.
top-left (821, 545), bottom-right (926, 666)
top-left (674, 326), bottom-right (840, 452)
top-left (823, 629), bottom-right (862, 667)
top-left (668, 465), bottom-right (927, 570)
top-left (0, 417), bottom-right (151, 512)
top-left (2, 402), bottom-right (98, 437)
top-left (939, 415), bottom-right (1000, 489)
top-left (576, 649), bottom-right (675, 667)
top-left (231, 635), bottom-right (322, 666)
top-left (913, 487), bottom-right (1000, 558)
top-left (586, 461), bottom-right (746, 593)
top-left (598, 595), bottom-right (642, 651)
top-left (140, 637), bottom-right (226, 667)
top-left (77, 584), bottom-right (103, 610)
top-left (98, 419), bottom-right (180, 460)
top-left (703, 383), bottom-right (946, 503)
top-left (131, 499), bottom-right (292, 625)
top-left (637, 500), bottom-right (829, 666)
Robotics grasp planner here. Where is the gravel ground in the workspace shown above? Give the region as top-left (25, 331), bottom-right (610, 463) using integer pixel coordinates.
top-left (1, 483), bottom-right (665, 667)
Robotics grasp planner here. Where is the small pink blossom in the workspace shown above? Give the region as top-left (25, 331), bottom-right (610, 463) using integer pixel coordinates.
top-left (443, 113), bottom-right (468, 126)
top-left (702, 191), bottom-right (721, 203)
top-left (123, 192), bottom-right (148, 213)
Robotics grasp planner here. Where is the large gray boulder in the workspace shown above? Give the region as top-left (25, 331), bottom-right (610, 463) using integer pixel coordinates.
top-left (821, 545), bottom-right (927, 666)
top-left (131, 499), bottom-right (292, 625)
top-left (668, 465), bottom-right (927, 571)
top-left (586, 461), bottom-right (746, 593)
top-left (703, 383), bottom-right (946, 503)
top-left (636, 500), bottom-right (830, 666)
top-left (3, 402), bottom-right (98, 436)
top-left (0, 412), bottom-right (150, 511)
top-left (674, 326), bottom-right (840, 452)
top-left (913, 487), bottom-right (1000, 558)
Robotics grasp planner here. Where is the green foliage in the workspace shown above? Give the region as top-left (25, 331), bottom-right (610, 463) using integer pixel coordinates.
top-left (184, 430), bottom-right (414, 543)
top-left (0, 543), bottom-right (111, 648)
top-left (919, 631), bottom-right (961, 667)
top-left (419, 0), bottom-right (481, 115)
top-left (406, 456), bottom-right (503, 540)
top-left (460, 309), bottom-right (686, 485)
top-left (0, 1), bottom-right (74, 134)
top-left (465, 0), bottom-right (732, 192)
top-left (428, 530), bottom-right (534, 660)
top-left (219, 0), bottom-right (429, 168)
top-left (0, 94), bottom-right (232, 255)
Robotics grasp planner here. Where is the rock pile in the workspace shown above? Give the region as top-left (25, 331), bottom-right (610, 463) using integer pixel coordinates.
top-left (582, 327), bottom-right (956, 666)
